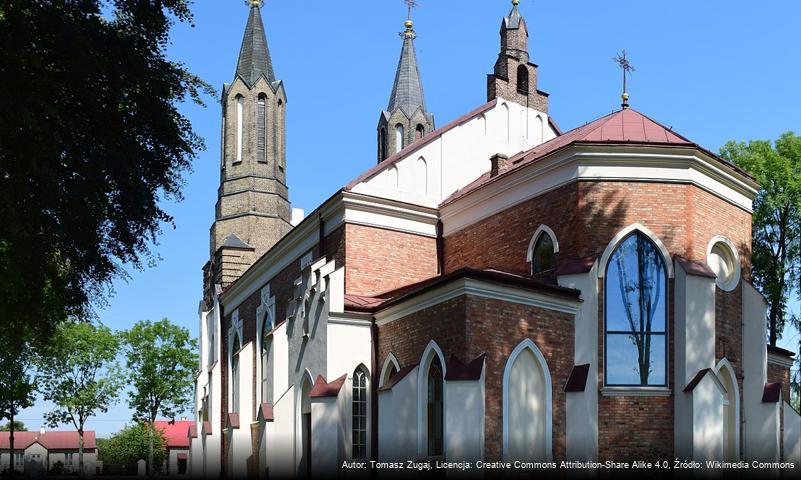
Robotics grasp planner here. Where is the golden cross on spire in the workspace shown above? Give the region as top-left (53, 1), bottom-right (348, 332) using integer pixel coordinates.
top-left (612, 50), bottom-right (636, 109)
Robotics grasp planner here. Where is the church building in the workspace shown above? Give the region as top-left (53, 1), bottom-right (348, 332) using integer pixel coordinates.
top-left (189, 1), bottom-right (800, 476)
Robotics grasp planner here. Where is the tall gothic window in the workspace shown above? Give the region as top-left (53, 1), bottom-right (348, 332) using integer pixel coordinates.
top-left (231, 333), bottom-right (241, 413)
top-left (261, 313), bottom-right (273, 404)
top-left (530, 232), bottom-right (556, 275)
top-left (257, 95), bottom-right (267, 163)
top-left (379, 127), bottom-right (388, 161)
top-left (517, 65), bottom-right (529, 94)
top-left (426, 356), bottom-right (444, 456)
top-left (235, 95), bottom-right (244, 164)
top-left (395, 124), bottom-right (405, 152)
top-left (352, 367), bottom-right (369, 459)
top-left (604, 232), bottom-right (667, 386)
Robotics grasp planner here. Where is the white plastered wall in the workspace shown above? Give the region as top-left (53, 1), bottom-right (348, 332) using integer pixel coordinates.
top-left (691, 374), bottom-right (726, 461)
top-left (378, 367), bottom-right (419, 461)
top-left (326, 322), bottom-right (371, 386)
top-left (559, 260), bottom-right (599, 461)
top-left (783, 402), bottom-right (801, 464)
top-left (674, 262), bottom-right (717, 460)
top-left (227, 342), bottom-right (253, 478)
top-left (742, 281), bottom-right (780, 461)
top-left (311, 396), bottom-right (339, 475)
top-left (444, 369), bottom-right (485, 461)
top-left (351, 99), bottom-right (556, 208)
top-left (268, 385), bottom-right (296, 477)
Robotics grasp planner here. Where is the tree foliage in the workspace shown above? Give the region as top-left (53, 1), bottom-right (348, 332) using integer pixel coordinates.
top-left (0, 0), bottom-right (212, 346)
top-left (97, 424), bottom-right (166, 469)
top-left (34, 320), bottom-right (123, 474)
top-left (0, 337), bottom-right (35, 469)
top-left (0, 421), bottom-right (27, 432)
top-left (121, 319), bottom-right (197, 475)
top-left (721, 132), bottom-right (801, 346)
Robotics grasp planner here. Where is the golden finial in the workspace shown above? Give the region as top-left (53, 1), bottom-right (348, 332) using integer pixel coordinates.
top-left (405, 19), bottom-right (413, 29)
top-left (247, 0), bottom-right (263, 7)
top-left (513, 0), bottom-right (520, 5)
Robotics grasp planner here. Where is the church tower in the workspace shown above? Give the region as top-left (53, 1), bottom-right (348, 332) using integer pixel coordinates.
top-left (488, 0), bottom-right (549, 112)
top-left (377, 18), bottom-right (435, 163)
top-left (205, 0), bottom-right (291, 298)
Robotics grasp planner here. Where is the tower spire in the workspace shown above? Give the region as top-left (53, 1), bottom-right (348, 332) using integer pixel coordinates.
top-left (235, 0), bottom-right (275, 86)
top-left (376, 2), bottom-right (435, 163)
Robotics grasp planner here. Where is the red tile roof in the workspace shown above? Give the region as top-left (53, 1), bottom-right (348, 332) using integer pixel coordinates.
top-left (442, 108), bottom-right (752, 206)
top-left (309, 374), bottom-right (347, 398)
top-left (258, 403), bottom-right (274, 422)
top-left (675, 256), bottom-right (717, 279)
top-left (564, 364), bottom-right (591, 392)
top-left (445, 354), bottom-right (486, 381)
top-left (154, 421), bottom-right (192, 449)
top-left (683, 368), bottom-right (714, 392)
top-left (377, 364), bottom-right (418, 392)
top-left (0, 431), bottom-right (96, 450)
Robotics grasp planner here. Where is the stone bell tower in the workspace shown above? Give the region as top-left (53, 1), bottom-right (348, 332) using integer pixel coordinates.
top-left (488, 0), bottom-right (549, 112)
top-left (204, 0), bottom-right (292, 300)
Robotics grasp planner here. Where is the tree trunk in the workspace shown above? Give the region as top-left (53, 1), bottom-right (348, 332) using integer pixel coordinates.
top-left (769, 305), bottom-right (778, 346)
top-left (148, 422), bottom-right (154, 477)
top-left (78, 429), bottom-right (84, 477)
top-left (9, 410), bottom-right (15, 479)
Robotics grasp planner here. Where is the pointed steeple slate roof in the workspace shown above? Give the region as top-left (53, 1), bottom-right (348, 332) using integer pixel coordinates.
top-left (235, 2), bottom-right (276, 87)
top-left (387, 20), bottom-right (428, 118)
top-left (504, 0), bottom-right (523, 29)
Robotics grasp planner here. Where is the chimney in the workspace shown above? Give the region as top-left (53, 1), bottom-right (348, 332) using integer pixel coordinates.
top-left (39, 426), bottom-right (45, 436)
top-left (490, 153), bottom-right (509, 178)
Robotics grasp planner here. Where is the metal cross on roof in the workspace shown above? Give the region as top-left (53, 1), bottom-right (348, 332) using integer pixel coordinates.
top-left (612, 50), bottom-right (636, 109)
top-left (405, 0), bottom-right (420, 21)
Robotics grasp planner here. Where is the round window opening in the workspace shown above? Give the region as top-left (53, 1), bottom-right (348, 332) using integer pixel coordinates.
top-left (707, 238), bottom-right (740, 291)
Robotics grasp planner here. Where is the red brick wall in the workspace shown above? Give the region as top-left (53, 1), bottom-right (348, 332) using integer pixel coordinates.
top-left (345, 223), bottom-right (438, 297)
top-left (716, 285), bottom-right (745, 458)
top-left (376, 293), bottom-right (574, 461)
top-left (768, 361), bottom-right (792, 460)
top-left (444, 181), bottom-right (752, 276)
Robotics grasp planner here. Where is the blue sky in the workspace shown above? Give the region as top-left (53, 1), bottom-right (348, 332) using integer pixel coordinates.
top-left (16, 0), bottom-right (801, 437)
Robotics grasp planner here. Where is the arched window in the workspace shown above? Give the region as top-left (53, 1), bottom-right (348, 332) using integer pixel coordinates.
top-left (257, 94), bottom-right (267, 164)
top-left (231, 333), bottom-right (241, 413)
top-left (277, 99), bottom-right (284, 173)
top-left (261, 314), bottom-right (273, 404)
top-left (379, 127), bottom-right (388, 162)
top-left (426, 355), bottom-right (444, 456)
top-left (415, 124), bottom-right (425, 140)
top-left (395, 124), bottom-right (405, 152)
top-left (352, 366), bottom-right (369, 459)
top-left (529, 232), bottom-right (556, 275)
top-left (501, 103), bottom-right (510, 142)
top-left (503, 339), bottom-right (552, 461)
top-left (604, 232), bottom-right (667, 386)
top-left (517, 65), bottom-right (529, 94)
top-left (298, 373), bottom-right (313, 477)
top-left (235, 95), bottom-right (244, 164)
top-left (380, 353), bottom-right (400, 387)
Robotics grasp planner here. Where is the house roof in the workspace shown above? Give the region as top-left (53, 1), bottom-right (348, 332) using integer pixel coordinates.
top-left (154, 421), bottom-right (192, 449)
top-left (343, 268), bottom-right (581, 315)
top-left (0, 431), bottom-right (96, 451)
top-left (442, 108), bottom-right (754, 206)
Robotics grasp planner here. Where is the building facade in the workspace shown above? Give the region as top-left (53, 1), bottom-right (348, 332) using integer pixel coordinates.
top-left (190, 1), bottom-right (800, 477)
top-left (0, 430), bottom-right (97, 476)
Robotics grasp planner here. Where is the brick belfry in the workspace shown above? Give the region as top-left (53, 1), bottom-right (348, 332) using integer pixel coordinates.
top-left (204, 0), bottom-right (291, 301)
top-left (376, 16), bottom-right (435, 163)
top-left (488, 0), bottom-right (549, 112)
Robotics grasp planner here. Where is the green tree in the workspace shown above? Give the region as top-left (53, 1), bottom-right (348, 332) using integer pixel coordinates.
top-left (97, 424), bottom-right (166, 472)
top-left (35, 321), bottom-right (123, 476)
top-left (0, 338), bottom-right (35, 479)
top-left (121, 319), bottom-right (197, 476)
top-left (720, 132), bottom-right (801, 346)
top-left (0, 0), bottom-right (212, 348)
top-left (0, 421), bottom-right (27, 432)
